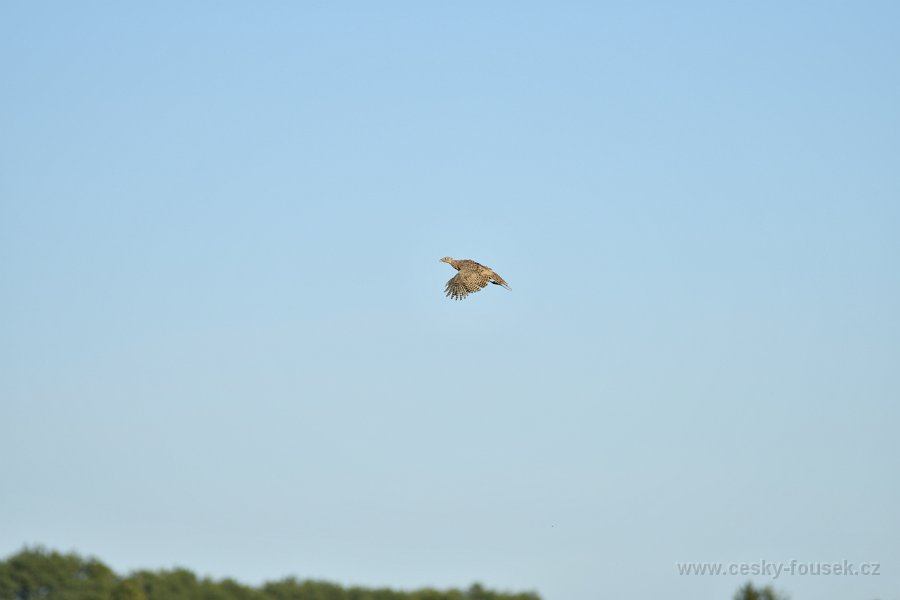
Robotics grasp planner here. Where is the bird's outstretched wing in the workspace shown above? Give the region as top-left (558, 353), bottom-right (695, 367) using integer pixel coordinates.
top-left (445, 269), bottom-right (491, 300)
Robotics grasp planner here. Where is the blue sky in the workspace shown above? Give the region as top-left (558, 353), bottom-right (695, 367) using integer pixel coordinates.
top-left (1, 3), bottom-right (898, 599)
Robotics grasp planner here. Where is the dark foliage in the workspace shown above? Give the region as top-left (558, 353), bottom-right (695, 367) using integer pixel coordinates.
top-left (733, 582), bottom-right (788, 600)
top-left (0, 548), bottom-right (539, 600)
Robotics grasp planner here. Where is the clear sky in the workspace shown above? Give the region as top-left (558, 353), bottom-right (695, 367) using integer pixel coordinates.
top-left (1, 3), bottom-right (898, 600)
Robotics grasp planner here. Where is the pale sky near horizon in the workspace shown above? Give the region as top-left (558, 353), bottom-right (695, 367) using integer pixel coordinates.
top-left (2, 3), bottom-right (898, 600)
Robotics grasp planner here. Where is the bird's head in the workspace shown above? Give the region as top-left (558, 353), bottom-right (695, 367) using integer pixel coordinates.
top-left (440, 256), bottom-right (453, 264)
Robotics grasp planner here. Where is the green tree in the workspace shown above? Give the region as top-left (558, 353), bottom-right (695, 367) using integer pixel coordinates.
top-left (0, 547), bottom-right (540, 600)
top-left (734, 581), bottom-right (788, 600)
top-left (2, 547), bottom-right (115, 600)
top-left (112, 579), bottom-right (149, 600)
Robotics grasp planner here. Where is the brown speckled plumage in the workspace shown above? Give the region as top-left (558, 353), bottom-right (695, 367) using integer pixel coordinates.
top-left (440, 256), bottom-right (511, 300)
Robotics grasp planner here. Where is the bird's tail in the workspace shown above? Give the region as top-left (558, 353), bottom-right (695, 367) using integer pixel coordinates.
top-left (491, 273), bottom-right (511, 290)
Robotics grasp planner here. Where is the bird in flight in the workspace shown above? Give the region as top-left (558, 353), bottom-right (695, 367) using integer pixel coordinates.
top-left (440, 257), bottom-right (511, 300)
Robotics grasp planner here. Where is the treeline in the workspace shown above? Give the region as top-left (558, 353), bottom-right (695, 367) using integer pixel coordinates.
top-left (0, 548), bottom-right (540, 600)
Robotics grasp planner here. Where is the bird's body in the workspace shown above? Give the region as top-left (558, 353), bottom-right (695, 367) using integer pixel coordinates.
top-left (440, 256), bottom-right (511, 300)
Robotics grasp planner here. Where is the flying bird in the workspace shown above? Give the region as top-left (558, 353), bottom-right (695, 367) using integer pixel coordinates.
top-left (440, 256), bottom-right (511, 300)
